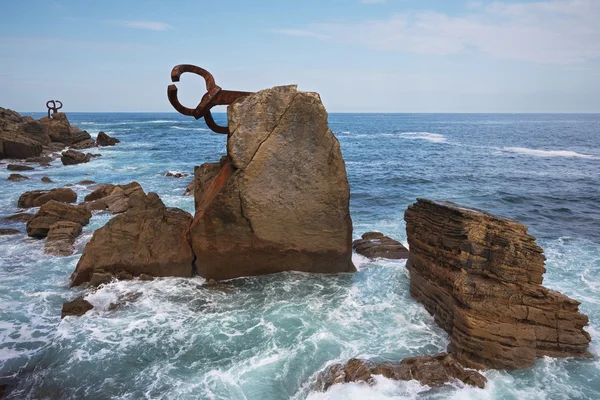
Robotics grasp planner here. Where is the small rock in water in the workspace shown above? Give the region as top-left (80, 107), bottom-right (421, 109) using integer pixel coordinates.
top-left (7, 164), bottom-right (34, 171)
top-left (61, 297), bottom-right (93, 318)
top-left (166, 171), bottom-right (188, 178)
top-left (41, 176), bottom-right (53, 183)
top-left (352, 232), bottom-right (409, 259)
top-left (25, 155), bottom-right (52, 163)
top-left (18, 188), bottom-right (77, 208)
top-left (0, 228), bottom-right (20, 236)
top-left (26, 201), bottom-right (91, 238)
top-left (61, 149), bottom-right (92, 165)
top-left (96, 131), bottom-right (120, 146)
top-left (2, 212), bottom-right (34, 222)
top-left (7, 174), bottom-right (29, 182)
top-left (79, 180), bottom-right (96, 185)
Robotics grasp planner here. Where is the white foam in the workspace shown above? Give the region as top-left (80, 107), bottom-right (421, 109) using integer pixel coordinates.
top-left (170, 126), bottom-right (211, 131)
top-left (400, 132), bottom-right (447, 143)
top-left (503, 147), bottom-right (595, 159)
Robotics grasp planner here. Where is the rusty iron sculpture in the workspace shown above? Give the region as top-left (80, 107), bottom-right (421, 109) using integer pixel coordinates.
top-left (46, 100), bottom-right (63, 118)
top-left (167, 65), bottom-right (253, 134)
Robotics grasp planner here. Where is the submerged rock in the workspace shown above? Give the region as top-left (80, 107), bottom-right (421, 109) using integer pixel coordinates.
top-left (41, 176), bottom-right (53, 183)
top-left (405, 199), bottom-right (592, 370)
top-left (18, 188), bottom-right (77, 208)
top-left (0, 228), bottom-right (20, 236)
top-left (191, 85), bottom-right (355, 280)
top-left (314, 353), bottom-right (487, 392)
top-left (7, 164), bottom-right (34, 171)
top-left (96, 131), bottom-right (120, 146)
top-left (45, 221), bottom-right (82, 256)
top-left (70, 191), bottom-right (194, 287)
top-left (61, 149), bottom-right (92, 165)
top-left (26, 201), bottom-right (91, 238)
top-left (166, 171), bottom-right (188, 178)
top-left (2, 212), bottom-right (34, 222)
top-left (353, 232), bottom-right (409, 259)
top-left (7, 174), bottom-right (29, 182)
top-left (61, 297), bottom-right (93, 318)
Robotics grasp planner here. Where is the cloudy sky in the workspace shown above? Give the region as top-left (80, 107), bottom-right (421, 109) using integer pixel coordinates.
top-left (1, 0), bottom-right (599, 112)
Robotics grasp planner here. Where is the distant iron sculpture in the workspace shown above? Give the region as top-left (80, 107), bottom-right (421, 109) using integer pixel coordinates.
top-left (46, 100), bottom-right (63, 118)
top-left (167, 65), bottom-right (253, 134)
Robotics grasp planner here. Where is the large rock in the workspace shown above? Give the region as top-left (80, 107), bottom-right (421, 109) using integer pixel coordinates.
top-left (353, 232), bottom-right (409, 259)
top-left (80, 182), bottom-right (143, 214)
top-left (313, 353), bottom-right (486, 392)
top-left (61, 149), bottom-right (92, 165)
top-left (70, 191), bottom-right (194, 286)
top-left (0, 131), bottom-right (43, 159)
top-left (0, 107), bottom-right (49, 150)
top-left (70, 138), bottom-right (96, 150)
top-left (61, 297), bottom-right (93, 318)
top-left (26, 201), bottom-right (91, 238)
top-left (39, 112), bottom-right (73, 144)
top-left (96, 131), bottom-right (120, 146)
top-left (18, 188), bottom-right (77, 208)
top-left (405, 199), bottom-right (591, 370)
top-left (69, 126), bottom-right (92, 145)
top-left (190, 85), bottom-right (355, 280)
top-left (45, 221), bottom-right (82, 256)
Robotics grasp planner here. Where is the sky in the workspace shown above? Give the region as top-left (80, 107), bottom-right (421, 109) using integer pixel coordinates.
top-left (1, 0), bottom-right (599, 113)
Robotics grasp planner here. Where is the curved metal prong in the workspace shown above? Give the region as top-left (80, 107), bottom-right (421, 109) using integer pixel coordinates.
top-left (204, 111), bottom-right (229, 134)
top-left (171, 64), bottom-right (217, 92)
top-left (167, 84), bottom-right (197, 117)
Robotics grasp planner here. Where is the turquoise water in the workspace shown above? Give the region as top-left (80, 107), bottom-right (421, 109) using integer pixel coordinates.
top-left (1, 113), bottom-right (599, 399)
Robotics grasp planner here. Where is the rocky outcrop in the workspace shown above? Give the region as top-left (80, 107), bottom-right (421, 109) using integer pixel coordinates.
top-left (0, 108), bottom-right (47, 159)
top-left (70, 191), bottom-right (194, 287)
top-left (7, 174), bottom-right (29, 181)
top-left (96, 131), bottom-right (120, 146)
top-left (7, 164), bottom-right (34, 171)
top-left (26, 201), bottom-right (91, 238)
top-left (313, 353), bottom-right (487, 392)
top-left (190, 85), bottom-right (355, 280)
top-left (69, 126), bottom-right (92, 145)
top-left (45, 221), bottom-right (82, 256)
top-left (61, 149), bottom-right (93, 165)
top-left (61, 297), bottom-right (93, 318)
top-left (18, 188), bottom-right (77, 208)
top-left (405, 199), bottom-right (591, 370)
top-left (353, 232), bottom-right (409, 259)
top-left (0, 131), bottom-right (43, 159)
top-left (39, 113), bottom-right (72, 144)
top-left (80, 182), bottom-right (143, 214)
top-left (70, 138), bottom-right (96, 150)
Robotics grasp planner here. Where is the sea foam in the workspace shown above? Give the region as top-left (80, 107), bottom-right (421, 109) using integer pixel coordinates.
top-left (503, 147), bottom-right (595, 159)
top-left (400, 132), bottom-right (447, 143)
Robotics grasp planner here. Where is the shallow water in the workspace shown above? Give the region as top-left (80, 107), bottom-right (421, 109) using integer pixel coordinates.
top-left (1, 113), bottom-right (599, 399)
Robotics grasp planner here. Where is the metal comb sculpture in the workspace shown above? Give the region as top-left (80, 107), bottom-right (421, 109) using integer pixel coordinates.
top-left (167, 65), bottom-right (253, 134)
top-left (46, 100), bottom-right (63, 118)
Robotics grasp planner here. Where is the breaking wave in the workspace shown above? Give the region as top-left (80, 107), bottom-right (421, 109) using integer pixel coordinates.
top-left (503, 147), bottom-right (595, 159)
top-left (400, 132), bottom-right (447, 143)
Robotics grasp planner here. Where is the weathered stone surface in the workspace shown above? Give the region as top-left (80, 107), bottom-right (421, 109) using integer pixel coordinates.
top-left (191, 85), bottom-right (355, 280)
top-left (96, 131), bottom-right (120, 146)
top-left (70, 138), bottom-right (96, 150)
top-left (2, 213), bottom-right (34, 223)
top-left (0, 131), bottom-right (43, 159)
top-left (314, 353), bottom-right (487, 392)
top-left (80, 182), bottom-right (143, 214)
top-left (7, 164), bottom-right (34, 171)
top-left (405, 199), bottom-right (592, 370)
top-left (191, 161), bottom-right (222, 207)
top-left (0, 228), bottom-right (20, 235)
top-left (7, 174), bottom-right (29, 181)
top-left (61, 149), bottom-right (92, 165)
top-left (39, 112), bottom-right (72, 144)
top-left (26, 201), bottom-right (91, 238)
top-left (70, 192), bottom-right (194, 286)
top-left (353, 232), bottom-right (409, 259)
top-left (183, 180), bottom-right (194, 196)
top-left (0, 108), bottom-right (50, 156)
top-left (70, 126), bottom-right (92, 145)
top-left (45, 221), bottom-right (82, 256)
top-left (61, 297), bottom-right (93, 318)
top-left (26, 155), bottom-right (52, 163)
top-left (18, 188), bottom-right (77, 208)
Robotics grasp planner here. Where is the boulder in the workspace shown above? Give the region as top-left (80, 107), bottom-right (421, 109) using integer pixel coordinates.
top-left (26, 155), bottom-right (52, 163)
top-left (39, 112), bottom-right (72, 144)
top-left (96, 131), bottom-right (120, 146)
top-left (405, 199), bottom-right (592, 370)
top-left (61, 297), bottom-right (93, 318)
top-left (0, 131), bottom-right (43, 159)
top-left (353, 232), bottom-right (409, 259)
top-left (7, 164), bottom-right (34, 171)
top-left (41, 176), bottom-right (53, 183)
top-left (190, 85), bottom-right (355, 280)
top-left (313, 353), bottom-right (487, 392)
top-left (69, 126), bottom-right (92, 144)
top-left (79, 180), bottom-right (96, 185)
top-left (7, 174), bottom-right (29, 182)
top-left (18, 188), bottom-right (77, 208)
top-left (0, 107), bottom-right (49, 147)
top-left (0, 228), bottom-right (20, 235)
top-left (166, 171), bottom-right (188, 178)
top-left (26, 201), bottom-right (91, 238)
top-left (70, 138), bottom-right (96, 150)
top-left (70, 191), bottom-right (194, 286)
top-left (80, 182), bottom-right (143, 214)
top-left (45, 221), bottom-right (82, 256)
top-left (61, 149), bottom-right (92, 165)
top-left (2, 213), bottom-right (34, 222)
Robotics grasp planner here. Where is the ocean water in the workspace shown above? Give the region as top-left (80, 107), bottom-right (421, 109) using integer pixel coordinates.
top-left (1, 112), bottom-right (599, 399)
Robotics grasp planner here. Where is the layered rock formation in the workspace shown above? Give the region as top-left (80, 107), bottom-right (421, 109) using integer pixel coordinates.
top-left (353, 232), bottom-right (409, 259)
top-left (70, 191), bottom-right (194, 287)
top-left (18, 188), bottom-right (77, 208)
top-left (405, 198), bottom-right (591, 370)
top-left (190, 85), bottom-right (355, 280)
top-left (26, 201), bottom-right (91, 238)
top-left (45, 221), bottom-right (83, 256)
top-left (79, 182), bottom-right (143, 214)
top-left (314, 353), bottom-right (487, 392)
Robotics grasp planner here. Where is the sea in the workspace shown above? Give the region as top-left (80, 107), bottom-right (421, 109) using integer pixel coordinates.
top-left (1, 112), bottom-right (599, 399)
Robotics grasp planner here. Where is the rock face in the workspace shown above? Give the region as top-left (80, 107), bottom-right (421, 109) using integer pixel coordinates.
top-left (39, 113), bottom-right (72, 144)
top-left (96, 131), bottom-right (120, 146)
top-left (70, 191), bottom-right (194, 287)
top-left (70, 138), bottom-right (96, 150)
top-left (0, 108), bottom-right (47, 159)
top-left (61, 149), bottom-right (92, 165)
top-left (45, 221), bottom-right (82, 256)
top-left (80, 182), bottom-right (143, 214)
top-left (26, 201), bottom-right (91, 238)
top-left (353, 232), bottom-right (409, 259)
top-left (0, 131), bottom-right (43, 159)
top-left (404, 199), bottom-right (591, 370)
top-left (18, 188), bottom-right (77, 208)
top-left (314, 353), bottom-right (487, 392)
top-left (61, 297), bottom-right (93, 318)
top-left (190, 85), bottom-right (355, 280)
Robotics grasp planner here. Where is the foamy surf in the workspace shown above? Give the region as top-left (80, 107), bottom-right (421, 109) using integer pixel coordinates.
top-left (400, 132), bottom-right (447, 143)
top-left (503, 147), bottom-right (595, 159)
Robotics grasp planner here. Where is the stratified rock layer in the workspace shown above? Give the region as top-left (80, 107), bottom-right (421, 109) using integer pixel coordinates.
top-left (190, 85), bottom-right (355, 280)
top-left (70, 191), bottom-right (194, 286)
top-left (404, 198), bottom-right (591, 370)
top-left (314, 353), bottom-right (487, 392)
top-left (353, 232), bottom-right (409, 259)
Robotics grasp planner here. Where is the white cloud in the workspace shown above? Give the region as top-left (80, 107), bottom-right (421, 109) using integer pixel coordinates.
top-left (113, 20), bottom-right (172, 31)
top-left (274, 0), bottom-right (600, 64)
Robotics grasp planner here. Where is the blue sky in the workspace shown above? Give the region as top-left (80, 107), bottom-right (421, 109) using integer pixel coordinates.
top-left (1, 0), bottom-right (599, 112)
